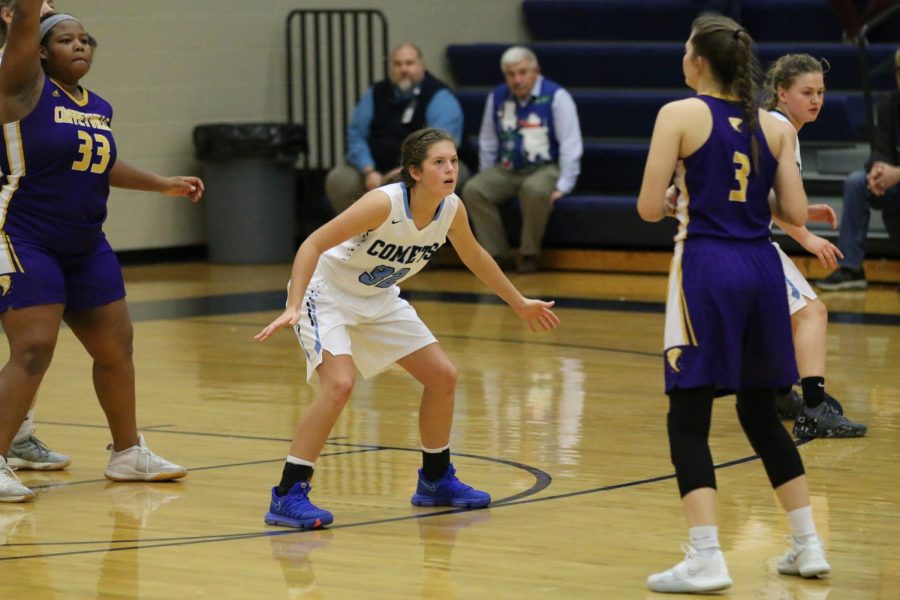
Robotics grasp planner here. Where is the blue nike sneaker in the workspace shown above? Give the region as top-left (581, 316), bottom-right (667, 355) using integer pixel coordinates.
top-left (265, 482), bottom-right (334, 529)
top-left (410, 464), bottom-right (491, 509)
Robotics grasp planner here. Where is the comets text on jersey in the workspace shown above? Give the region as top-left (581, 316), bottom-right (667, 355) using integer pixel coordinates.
top-left (366, 240), bottom-right (440, 265)
top-left (54, 106), bottom-right (111, 131)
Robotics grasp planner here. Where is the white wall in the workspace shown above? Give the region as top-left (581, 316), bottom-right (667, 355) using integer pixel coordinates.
top-left (64, 0), bottom-right (527, 250)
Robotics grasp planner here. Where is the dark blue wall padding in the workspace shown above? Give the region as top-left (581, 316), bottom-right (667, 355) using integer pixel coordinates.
top-left (522, 0), bottom-right (898, 43)
top-left (523, 0), bottom-right (704, 42)
top-left (457, 89), bottom-right (867, 143)
top-left (579, 142), bottom-right (649, 193)
top-left (456, 89), bottom-right (691, 140)
top-left (546, 195), bottom-right (677, 248)
top-left (447, 43), bottom-right (899, 92)
top-left (496, 194), bottom-right (677, 249)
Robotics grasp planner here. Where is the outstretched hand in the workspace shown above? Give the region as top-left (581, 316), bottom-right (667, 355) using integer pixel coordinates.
top-left (162, 176), bottom-right (205, 203)
top-left (255, 307), bottom-right (302, 342)
top-left (513, 299), bottom-right (560, 332)
top-left (807, 203), bottom-right (837, 229)
top-left (801, 234), bottom-right (843, 270)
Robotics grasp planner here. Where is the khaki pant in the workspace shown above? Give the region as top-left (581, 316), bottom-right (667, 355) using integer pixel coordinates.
top-left (325, 162), bottom-right (471, 215)
top-left (462, 164), bottom-right (559, 258)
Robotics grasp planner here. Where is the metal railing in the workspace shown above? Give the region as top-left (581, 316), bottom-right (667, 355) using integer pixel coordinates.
top-left (286, 9), bottom-right (389, 170)
top-left (856, 3), bottom-right (900, 140)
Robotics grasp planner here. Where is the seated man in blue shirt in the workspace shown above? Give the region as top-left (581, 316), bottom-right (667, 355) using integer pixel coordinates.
top-left (462, 46), bottom-right (583, 273)
top-left (325, 43), bottom-right (466, 214)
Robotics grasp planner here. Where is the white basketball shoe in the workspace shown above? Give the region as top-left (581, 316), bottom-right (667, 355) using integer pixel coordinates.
top-left (0, 456), bottom-right (35, 502)
top-left (104, 435), bottom-right (187, 482)
top-left (647, 543), bottom-right (733, 593)
top-left (778, 536), bottom-right (831, 578)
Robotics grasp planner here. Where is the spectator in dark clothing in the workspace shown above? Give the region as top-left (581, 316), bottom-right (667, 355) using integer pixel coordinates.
top-left (325, 43), bottom-right (466, 214)
top-left (816, 48), bottom-right (900, 290)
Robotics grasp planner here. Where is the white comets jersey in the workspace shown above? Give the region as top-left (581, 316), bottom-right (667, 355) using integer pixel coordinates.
top-left (316, 182), bottom-right (459, 296)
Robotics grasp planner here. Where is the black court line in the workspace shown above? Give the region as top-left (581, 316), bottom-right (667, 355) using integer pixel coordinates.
top-left (2, 436), bottom-right (815, 560)
top-left (123, 288), bottom-right (900, 327)
top-left (2, 446), bottom-right (551, 559)
top-left (25, 447), bottom-right (382, 492)
top-left (1, 282), bottom-right (869, 560)
top-left (0, 439), bottom-right (808, 562)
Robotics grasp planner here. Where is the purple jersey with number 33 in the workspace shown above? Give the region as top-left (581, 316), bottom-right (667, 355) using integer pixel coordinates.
top-left (0, 75), bottom-right (118, 262)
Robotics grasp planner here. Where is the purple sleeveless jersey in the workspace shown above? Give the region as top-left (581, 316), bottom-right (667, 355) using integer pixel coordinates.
top-left (663, 96), bottom-right (797, 392)
top-left (0, 76), bottom-right (124, 312)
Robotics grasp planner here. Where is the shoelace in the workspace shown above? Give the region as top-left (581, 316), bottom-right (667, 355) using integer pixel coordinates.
top-left (19, 435), bottom-right (52, 456)
top-left (448, 476), bottom-right (474, 492)
top-left (0, 462), bottom-right (24, 483)
top-left (679, 542), bottom-right (700, 561)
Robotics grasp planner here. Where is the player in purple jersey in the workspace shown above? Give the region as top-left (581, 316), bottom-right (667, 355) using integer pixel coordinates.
top-left (255, 128), bottom-right (559, 529)
top-left (0, 4), bottom-right (203, 502)
top-left (637, 15), bottom-right (830, 593)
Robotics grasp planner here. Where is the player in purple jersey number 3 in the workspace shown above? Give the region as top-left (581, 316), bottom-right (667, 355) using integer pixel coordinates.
top-left (0, 3), bottom-right (203, 502)
top-left (637, 15), bottom-right (831, 594)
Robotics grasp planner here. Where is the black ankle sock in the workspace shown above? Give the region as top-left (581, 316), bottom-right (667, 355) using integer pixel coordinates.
top-left (276, 462), bottom-right (314, 496)
top-left (801, 376), bottom-right (826, 408)
top-left (421, 449), bottom-right (450, 481)
top-left (776, 386), bottom-right (793, 396)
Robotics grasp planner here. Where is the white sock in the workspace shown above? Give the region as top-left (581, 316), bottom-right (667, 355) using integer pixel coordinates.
top-left (421, 443), bottom-right (450, 453)
top-left (787, 505), bottom-right (817, 544)
top-left (13, 409), bottom-right (36, 443)
top-left (689, 525), bottom-right (720, 558)
top-left (286, 455), bottom-right (315, 467)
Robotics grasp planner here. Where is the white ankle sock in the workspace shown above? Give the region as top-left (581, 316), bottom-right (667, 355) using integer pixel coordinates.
top-left (787, 506), bottom-right (817, 544)
top-left (689, 525), bottom-right (720, 557)
top-left (13, 409), bottom-right (35, 443)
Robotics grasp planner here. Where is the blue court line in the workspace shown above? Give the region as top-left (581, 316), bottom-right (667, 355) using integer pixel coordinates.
top-left (123, 288), bottom-right (900, 327)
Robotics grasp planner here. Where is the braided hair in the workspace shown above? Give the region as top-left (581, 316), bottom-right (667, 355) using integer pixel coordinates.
top-left (690, 15), bottom-right (762, 172)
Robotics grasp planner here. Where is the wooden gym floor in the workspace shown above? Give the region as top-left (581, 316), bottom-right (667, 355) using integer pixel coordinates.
top-left (0, 261), bottom-right (897, 599)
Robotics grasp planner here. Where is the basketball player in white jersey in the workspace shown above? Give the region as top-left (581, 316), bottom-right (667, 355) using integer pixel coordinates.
top-left (764, 53), bottom-right (866, 439)
top-left (255, 128), bottom-right (560, 529)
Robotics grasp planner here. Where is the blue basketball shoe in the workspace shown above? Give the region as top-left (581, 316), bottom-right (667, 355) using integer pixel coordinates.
top-left (410, 464), bottom-right (491, 509)
top-left (265, 482), bottom-right (334, 529)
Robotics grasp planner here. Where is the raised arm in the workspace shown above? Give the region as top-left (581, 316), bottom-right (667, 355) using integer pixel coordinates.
top-left (446, 201), bottom-right (559, 331)
top-left (0, 0), bottom-right (43, 123)
top-left (254, 190), bottom-right (392, 341)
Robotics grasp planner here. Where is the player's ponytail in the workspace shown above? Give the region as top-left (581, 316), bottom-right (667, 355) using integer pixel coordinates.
top-left (690, 15), bottom-right (762, 173)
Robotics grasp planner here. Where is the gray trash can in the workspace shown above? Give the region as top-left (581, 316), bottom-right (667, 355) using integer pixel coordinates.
top-left (193, 123), bottom-right (307, 263)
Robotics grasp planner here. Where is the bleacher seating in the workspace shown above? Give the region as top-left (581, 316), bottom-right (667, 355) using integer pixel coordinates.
top-left (447, 0), bottom-right (900, 255)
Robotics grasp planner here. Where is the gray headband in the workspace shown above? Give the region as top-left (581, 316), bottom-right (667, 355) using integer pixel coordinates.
top-left (39, 13), bottom-right (79, 42)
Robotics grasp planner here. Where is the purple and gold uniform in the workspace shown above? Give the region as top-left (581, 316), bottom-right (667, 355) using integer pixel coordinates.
top-left (0, 75), bottom-right (123, 312)
top-left (664, 95), bottom-right (797, 392)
